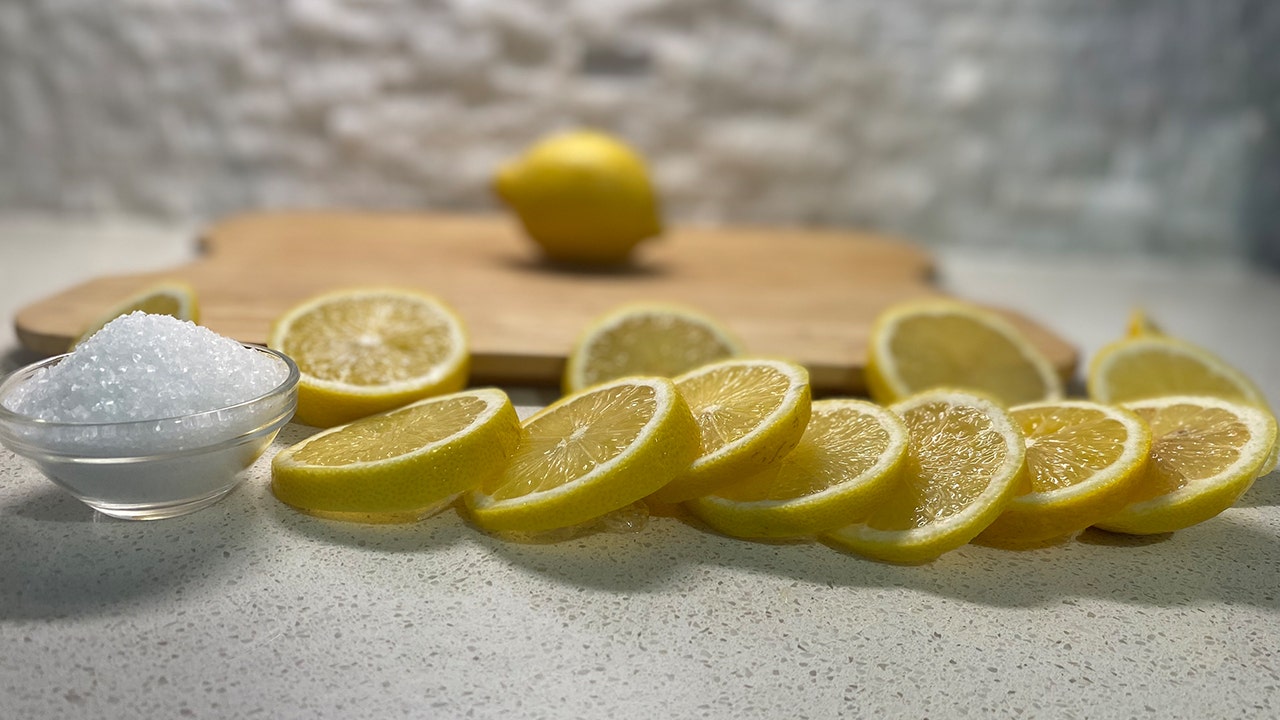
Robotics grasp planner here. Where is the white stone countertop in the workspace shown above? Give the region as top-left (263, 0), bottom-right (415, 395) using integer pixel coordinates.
top-left (2, 216), bottom-right (1280, 719)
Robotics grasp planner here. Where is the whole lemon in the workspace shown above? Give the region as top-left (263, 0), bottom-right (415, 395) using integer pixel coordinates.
top-left (493, 129), bottom-right (663, 266)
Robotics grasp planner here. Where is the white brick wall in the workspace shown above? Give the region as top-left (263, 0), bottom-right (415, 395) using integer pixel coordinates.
top-left (1, 0), bottom-right (1275, 262)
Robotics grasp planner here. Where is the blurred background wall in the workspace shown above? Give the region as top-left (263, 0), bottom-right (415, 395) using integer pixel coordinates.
top-left (1, 0), bottom-right (1276, 264)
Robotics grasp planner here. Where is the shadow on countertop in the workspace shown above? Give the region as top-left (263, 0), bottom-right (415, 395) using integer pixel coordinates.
top-left (0, 484), bottom-right (258, 620)
top-left (471, 470), bottom-right (1280, 611)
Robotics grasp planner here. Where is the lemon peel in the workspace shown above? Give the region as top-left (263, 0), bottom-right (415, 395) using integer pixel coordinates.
top-left (494, 129), bottom-right (662, 266)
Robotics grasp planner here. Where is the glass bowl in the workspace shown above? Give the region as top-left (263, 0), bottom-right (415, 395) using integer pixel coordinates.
top-left (0, 345), bottom-right (299, 520)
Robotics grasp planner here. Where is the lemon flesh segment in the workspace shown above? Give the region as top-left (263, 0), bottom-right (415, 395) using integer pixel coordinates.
top-left (865, 299), bottom-right (1063, 407)
top-left (494, 129), bottom-right (662, 265)
top-left (271, 388), bottom-right (521, 517)
top-left (649, 358), bottom-right (812, 504)
top-left (688, 399), bottom-right (908, 539)
top-left (268, 288), bottom-right (469, 427)
top-left (464, 376), bottom-right (699, 533)
top-left (824, 390), bottom-right (1027, 564)
top-left (976, 400), bottom-right (1152, 545)
top-left (75, 280), bottom-right (200, 347)
top-left (1094, 396), bottom-right (1277, 535)
top-left (563, 303), bottom-right (744, 394)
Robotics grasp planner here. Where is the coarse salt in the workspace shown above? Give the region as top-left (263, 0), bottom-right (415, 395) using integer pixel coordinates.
top-left (4, 312), bottom-right (285, 423)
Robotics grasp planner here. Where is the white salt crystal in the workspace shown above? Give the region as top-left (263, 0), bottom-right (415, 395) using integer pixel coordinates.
top-left (4, 312), bottom-right (287, 425)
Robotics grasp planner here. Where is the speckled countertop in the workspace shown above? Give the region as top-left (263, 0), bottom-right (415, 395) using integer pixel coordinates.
top-left (3, 218), bottom-right (1279, 719)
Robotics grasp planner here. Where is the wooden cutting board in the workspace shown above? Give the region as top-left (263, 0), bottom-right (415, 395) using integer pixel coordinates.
top-left (14, 211), bottom-right (1077, 393)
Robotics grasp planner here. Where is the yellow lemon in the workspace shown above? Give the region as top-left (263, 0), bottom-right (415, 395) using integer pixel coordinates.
top-left (268, 288), bottom-right (469, 427)
top-left (494, 129), bottom-right (663, 266)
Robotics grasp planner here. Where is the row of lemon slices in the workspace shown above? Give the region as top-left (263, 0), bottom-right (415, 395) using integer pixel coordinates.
top-left (257, 289), bottom-right (1277, 564)
top-left (87, 281), bottom-right (1275, 561)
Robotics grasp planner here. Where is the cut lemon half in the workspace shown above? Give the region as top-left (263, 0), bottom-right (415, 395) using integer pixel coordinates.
top-left (464, 376), bottom-right (699, 533)
top-left (268, 288), bottom-right (469, 427)
top-left (648, 358), bottom-right (812, 504)
top-left (563, 302), bottom-right (743, 393)
top-left (271, 388), bottom-right (521, 519)
top-left (75, 280), bottom-right (199, 347)
top-left (976, 400), bottom-right (1151, 545)
top-left (865, 299), bottom-right (1063, 407)
top-left (687, 399), bottom-right (908, 539)
top-left (823, 390), bottom-right (1027, 564)
top-left (1094, 396), bottom-right (1277, 535)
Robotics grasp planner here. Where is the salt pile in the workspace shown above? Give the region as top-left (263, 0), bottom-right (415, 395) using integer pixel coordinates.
top-left (5, 312), bottom-right (286, 423)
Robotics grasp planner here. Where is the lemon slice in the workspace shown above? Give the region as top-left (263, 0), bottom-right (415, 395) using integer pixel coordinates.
top-left (1087, 334), bottom-right (1267, 407)
top-left (563, 302), bottom-right (744, 393)
top-left (271, 388), bottom-right (521, 519)
top-left (647, 358), bottom-right (812, 504)
top-left (464, 376), bottom-right (699, 533)
top-left (1094, 396), bottom-right (1277, 535)
top-left (976, 400), bottom-right (1152, 545)
top-left (268, 288), bottom-right (469, 427)
top-left (75, 280), bottom-right (199, 347)
top-left (823, 390), bottom-right (1027, 564)
top-left (865, 299), bottom-right (1063, 407)
top-left (686, 399), bottom-right (908, 539)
